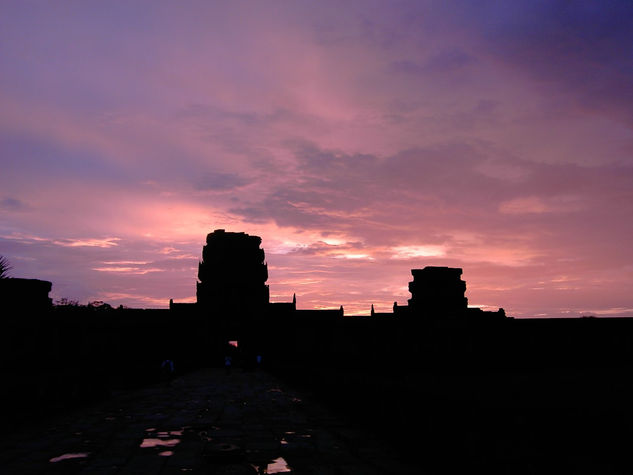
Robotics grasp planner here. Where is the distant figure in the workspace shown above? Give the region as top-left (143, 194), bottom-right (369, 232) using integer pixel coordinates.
top-left (160, 359), bottom-right (175, 382)
top-left (224, 355), bottom-right (232, 374)
top-left (256, 355), bottom-right (262, 368)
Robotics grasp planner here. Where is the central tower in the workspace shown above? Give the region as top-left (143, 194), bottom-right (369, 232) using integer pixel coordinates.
top-left (408, 266), bottom-right (468, 317)
top-left (196, 229), bottom-right (269, 310)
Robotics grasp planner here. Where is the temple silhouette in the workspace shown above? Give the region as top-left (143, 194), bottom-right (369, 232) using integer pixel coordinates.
top-left (4, 229), bottom-right (633, 375)
top-left (4, 230), bottom-right (633, 471)
top-left (189, 229), bottom-right (506, 322)
top-left (165, 229), bottom-right (509, 369)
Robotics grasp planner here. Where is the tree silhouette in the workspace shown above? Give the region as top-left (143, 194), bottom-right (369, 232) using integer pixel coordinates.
top-left (0, 256), bottom-right (11, 279)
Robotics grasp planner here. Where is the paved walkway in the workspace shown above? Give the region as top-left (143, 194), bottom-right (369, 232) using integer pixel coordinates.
top-left (1, 369), bottom-right (418, 474)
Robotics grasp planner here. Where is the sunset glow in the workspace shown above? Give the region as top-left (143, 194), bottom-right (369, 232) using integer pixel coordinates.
top-left (2, 1), bottom-right (632, 317)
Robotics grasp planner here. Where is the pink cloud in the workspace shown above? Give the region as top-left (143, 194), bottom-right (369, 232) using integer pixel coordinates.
top-left (1, 2), bottom-right (632, 317)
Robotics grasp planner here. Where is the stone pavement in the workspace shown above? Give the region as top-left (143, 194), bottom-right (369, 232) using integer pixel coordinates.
top-left (1, 369), bottom-right (419, 474)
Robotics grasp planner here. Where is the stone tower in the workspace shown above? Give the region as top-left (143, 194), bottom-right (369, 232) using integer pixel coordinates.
top-left (407, 266), bottom-right (468, 317)
top-left (196, 229), bottom-right (269, 309)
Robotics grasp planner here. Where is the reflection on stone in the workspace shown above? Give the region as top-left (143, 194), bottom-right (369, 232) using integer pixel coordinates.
top-left (266, 456), bottom-right (291, 473)
top-left (49, 452), bottom-right (89, 463)
top-left (140, 438), bottom-right (180, 448)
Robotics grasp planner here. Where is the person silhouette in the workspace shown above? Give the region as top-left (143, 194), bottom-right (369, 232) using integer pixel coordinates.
top-left (224, 355), bottom-right (232, 374)
top-left (160, 359), bottom-right (175, 383)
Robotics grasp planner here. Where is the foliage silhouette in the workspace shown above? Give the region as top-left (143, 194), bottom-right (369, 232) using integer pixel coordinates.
top-left (0, 256), bottom-right (12, 279)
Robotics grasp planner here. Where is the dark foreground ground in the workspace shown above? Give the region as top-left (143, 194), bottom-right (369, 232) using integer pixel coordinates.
top-left (4, 365), bottom-right (633, 474)
top-left (277, 365), bottom-right (633, 475)
top-left (0, 368), bottom-right (417, 475)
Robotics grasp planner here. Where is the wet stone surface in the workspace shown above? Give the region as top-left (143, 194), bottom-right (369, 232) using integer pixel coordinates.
top-left (0, 369), bottom-right (418, 474)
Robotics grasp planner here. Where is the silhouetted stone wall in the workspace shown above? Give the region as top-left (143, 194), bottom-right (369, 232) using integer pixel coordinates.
top-left (0, 277), bottom-right (52, 311)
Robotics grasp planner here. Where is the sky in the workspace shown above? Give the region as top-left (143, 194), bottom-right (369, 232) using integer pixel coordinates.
top-left (2, 1), bottom-right (633, 317)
